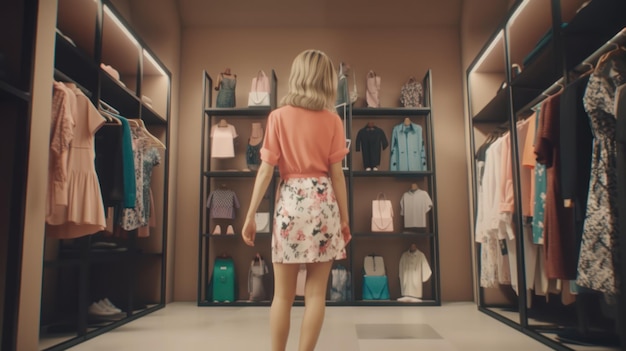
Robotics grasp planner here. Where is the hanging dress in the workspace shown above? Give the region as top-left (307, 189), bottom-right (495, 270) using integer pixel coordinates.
top-left (46, 83), bottom-right (107, 239)
top-left (216, 74), bottom-right (236, 108)
top-left (577, 52), bottom-right (626, 295)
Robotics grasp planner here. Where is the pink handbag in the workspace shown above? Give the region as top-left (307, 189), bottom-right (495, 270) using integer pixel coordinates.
top-left (248, 70), bottom-right (270, 106)
top-left (371, 192), bottom-right (393, 232)
top-left (366, 71), bottom-right (381, 107)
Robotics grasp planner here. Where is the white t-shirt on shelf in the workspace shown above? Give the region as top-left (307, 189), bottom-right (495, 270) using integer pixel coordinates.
top-left (210, 123), bottom-right (238, 158)
top-left (400, 189), bottom-right (432, 228)
top-left (399, 249), bottom-right (432, 298)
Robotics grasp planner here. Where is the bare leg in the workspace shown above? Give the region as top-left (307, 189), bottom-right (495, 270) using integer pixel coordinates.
top-left (270, 263), bottom-right (299, 351)
top-left (298, 261), bottom-right (333, 351)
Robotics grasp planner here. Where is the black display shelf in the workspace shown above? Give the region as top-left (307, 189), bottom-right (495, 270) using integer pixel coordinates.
top-left (205, 107), bottom-right (271, 116)
top-left (352, 171), bottom-right (432, 178)
top-left (54, 33), bottom-right (98, 95)
top-left (351, 107), bottom-right (431, 117)
top-left (352, 232), bottom-right (434, 238)
top-left (198, 300), bottom-right (354, 307)
top-left (0, 80), bottom-right (30, 102)
top-left (352, 300), bottom-right (439, 307)
top-left (472, 88), bottom-right (508, 123)
top-left (141, 103), bottom-right (166, 126)
top-left (562, 0), bottom-right (626, 37)
top-left (203, 171), bottom-right (258, 178)
top-left (473, 87), bottom-right (539, 123)
top-left (511, 42), bottom-right (560, 91)
top-left (99, 71), bottom-right (140, 118)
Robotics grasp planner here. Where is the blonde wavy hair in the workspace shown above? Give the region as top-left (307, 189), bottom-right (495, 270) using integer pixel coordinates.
top-left (280, 49), bottom-right (338, 111)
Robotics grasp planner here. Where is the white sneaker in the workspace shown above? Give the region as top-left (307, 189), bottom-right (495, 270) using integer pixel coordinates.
top-left (365, 167), bottom-right (372, 171)
top-left (100, 298), bottom-right (122, 313)
top-left (88, 302), bottom-right (117, 316)
top-left (373, 167), bottom-right (379, 171)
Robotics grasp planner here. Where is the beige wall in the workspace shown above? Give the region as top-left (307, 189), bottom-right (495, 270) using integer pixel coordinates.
top-left (175, 26), bottom-right (473, 302)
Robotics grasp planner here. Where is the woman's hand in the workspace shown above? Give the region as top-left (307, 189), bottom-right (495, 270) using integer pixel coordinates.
top-left (242, 217), bottom-right (256, 246)
top-left (341, 221), bottom-right (351, 246)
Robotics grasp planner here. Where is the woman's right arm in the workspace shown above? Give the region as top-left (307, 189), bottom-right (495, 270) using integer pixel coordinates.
top-left (241, 161), bottom-right (274, 246)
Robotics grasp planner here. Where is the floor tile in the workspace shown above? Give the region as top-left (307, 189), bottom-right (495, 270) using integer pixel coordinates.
top-left (356, 323), bottom-right (442, 339)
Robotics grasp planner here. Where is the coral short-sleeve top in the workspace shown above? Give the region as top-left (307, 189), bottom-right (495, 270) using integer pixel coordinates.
top-left (261, 105), bottom-right (348, 179)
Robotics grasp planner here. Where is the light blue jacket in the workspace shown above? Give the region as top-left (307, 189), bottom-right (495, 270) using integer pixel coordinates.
top-left (389, 122), bottom-right (427, 171)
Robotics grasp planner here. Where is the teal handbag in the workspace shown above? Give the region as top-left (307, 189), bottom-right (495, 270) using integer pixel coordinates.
top-left (362, 275), bottom-right (390, 300)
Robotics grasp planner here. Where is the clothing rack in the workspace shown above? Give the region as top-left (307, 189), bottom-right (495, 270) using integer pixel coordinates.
top-left (53, 68), bottom-right (92, 97)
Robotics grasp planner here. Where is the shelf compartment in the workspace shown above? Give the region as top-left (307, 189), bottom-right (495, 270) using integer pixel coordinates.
top-left (205, 107), bottom-right (271, 116)
top-left (101, 4), bottom-right (140, 94)
top-left (141, 48), bottom-right (170, 121)
top-left (351, 107), bottom-right (431, 117)
top-left (56, 0), bottom-right (98, 59)
top-left (99, 70), bottom-right (140, 118)
top-left (510, 41), bottom-right (560, 90)
top-left (141, 103), bottom-right (167, 126)
top-left (54, 33), bottom-right (98, 95)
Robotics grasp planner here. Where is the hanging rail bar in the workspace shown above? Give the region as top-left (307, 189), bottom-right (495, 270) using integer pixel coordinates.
top-left (53, 69), bottom-right (92, 97)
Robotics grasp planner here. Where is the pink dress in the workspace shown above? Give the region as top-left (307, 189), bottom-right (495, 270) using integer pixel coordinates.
top-left (46, 83), bottom-right (107, 239)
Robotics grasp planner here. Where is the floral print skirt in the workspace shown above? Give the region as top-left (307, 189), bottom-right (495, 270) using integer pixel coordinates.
top-left (272, 177), bottom-right (347, 263)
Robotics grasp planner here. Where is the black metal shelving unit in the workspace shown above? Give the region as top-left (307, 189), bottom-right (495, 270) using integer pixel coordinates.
top-left (198, 69), bottom-right (279, 307)
top-left (466, 0), bottom-right (626, 350)
top-left (198, 69), bottom-right (441, 307)
top-left (39, 1), bottom-right (172, 350)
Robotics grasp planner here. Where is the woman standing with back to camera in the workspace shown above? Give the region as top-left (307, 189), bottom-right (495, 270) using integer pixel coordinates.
top-left (242, 49), bottom-right (351, 351)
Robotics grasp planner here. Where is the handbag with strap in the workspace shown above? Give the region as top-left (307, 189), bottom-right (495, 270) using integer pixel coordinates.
top-left (248, 70), bottom-right (270, 107)
top-left (255, 212), bottom-right (270, 233)
top-left (400, 76), bottom-right (424, 107)
top-left (366, 70), bottom-right (381, 107)
top-left (336, 62), bottom-right (358, 106)
top-left (371, 192), bottom-right (393, 232)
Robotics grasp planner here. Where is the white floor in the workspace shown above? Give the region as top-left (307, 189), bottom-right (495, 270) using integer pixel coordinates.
top-left (65, 302), bottom-right (561, 351)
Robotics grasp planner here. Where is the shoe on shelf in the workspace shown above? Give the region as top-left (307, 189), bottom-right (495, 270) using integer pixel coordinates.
top-left (101, 298), bottom-right (122, 313)
top-left (373, 167), bottom-right (379, 171)
top-left (365, 167), bottom-right (372, 171)
top-left (212, 225), bottom-right (221, 235)
top-left (226, 225), bottom-right (235, 235)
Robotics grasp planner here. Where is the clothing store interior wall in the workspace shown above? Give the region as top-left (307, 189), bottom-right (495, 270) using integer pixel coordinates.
top-left (16, 0), bottom-right (515, 348)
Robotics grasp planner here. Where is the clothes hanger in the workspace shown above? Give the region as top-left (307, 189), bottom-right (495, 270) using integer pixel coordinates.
top-left (218, 119), bottom-right (228, 127)
top-left (410, 183), bottom-right (419, 192)
top-left (127, 119), bottom-right (166, 149)
top-left (403, 117), bottom-right (412, 126)
top-left (409, 243), bottom-right (418, 253)
top-left (367, 121), bottom-right (375, 128)
top-left (99, 100), bottom-right (120, 115)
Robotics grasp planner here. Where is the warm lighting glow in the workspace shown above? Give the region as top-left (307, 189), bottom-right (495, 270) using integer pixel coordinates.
top-left (470, 30), bottom-right (504, 74)
top-left (104, 5), bottom-right (139, 47)
top-left (144, 49), bottom-right (168, 77)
